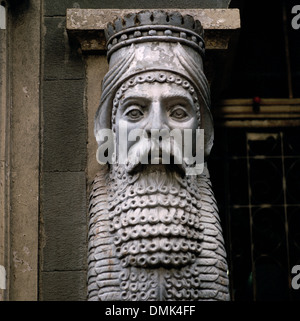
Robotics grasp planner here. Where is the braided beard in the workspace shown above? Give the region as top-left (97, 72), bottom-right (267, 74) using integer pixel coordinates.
top-left (108, 164), bottom-right (203, 269)
top-left (88, 162), bottom-right (230, 301)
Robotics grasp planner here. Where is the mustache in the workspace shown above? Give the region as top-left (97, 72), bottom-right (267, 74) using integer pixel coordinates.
top-left (121, 136), bottom-right (186, 174)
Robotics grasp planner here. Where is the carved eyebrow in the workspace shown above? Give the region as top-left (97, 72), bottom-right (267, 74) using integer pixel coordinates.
top-left (161, 93), bottom-right (194, 107)
top-left (119, 91), bottom-right (194, 111)
top-left (122, 92), bottom-right (193, 102)
top-left (120, 95), bottom-right (151, 109)
top-left (161, 92), bottom-right (192, 100)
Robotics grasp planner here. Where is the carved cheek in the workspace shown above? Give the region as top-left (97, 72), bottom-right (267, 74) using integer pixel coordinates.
top-left (168, 117), bottom-right (198, 131)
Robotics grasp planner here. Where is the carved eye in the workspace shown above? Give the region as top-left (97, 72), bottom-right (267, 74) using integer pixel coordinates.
top-left (124, 107), bottom-right (144, 120)
top-left (169, 106), bottom-right (189, 120)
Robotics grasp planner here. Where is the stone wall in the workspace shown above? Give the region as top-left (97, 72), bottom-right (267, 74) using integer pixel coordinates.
top-left (2, 0), bottom-right (231, 301)
top-left (40, 0), bottom-right (232, 301)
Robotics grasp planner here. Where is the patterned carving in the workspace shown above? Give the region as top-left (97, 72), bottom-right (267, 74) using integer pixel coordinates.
top-left (88, 164), bottom-right (229, 301)
top-left (105, 11), bottom-right (205, 60)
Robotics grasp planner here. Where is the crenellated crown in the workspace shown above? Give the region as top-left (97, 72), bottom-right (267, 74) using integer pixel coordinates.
top-left (105, 10), bottom-right (205, 60)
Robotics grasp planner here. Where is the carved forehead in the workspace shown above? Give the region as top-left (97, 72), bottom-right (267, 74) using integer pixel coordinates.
top-left (118, 81), bottom-right (196, 103)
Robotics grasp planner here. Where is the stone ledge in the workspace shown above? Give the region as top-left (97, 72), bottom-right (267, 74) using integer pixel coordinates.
top-left (66, 8), bottom-right (240, 52)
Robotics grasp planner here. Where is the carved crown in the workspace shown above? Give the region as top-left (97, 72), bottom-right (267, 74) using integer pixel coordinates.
top-left (105, 10), bottom-right (205, 60)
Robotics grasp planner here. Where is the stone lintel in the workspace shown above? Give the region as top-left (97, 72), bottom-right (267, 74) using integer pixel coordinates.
top-left (66, 8), bottom-right (240, 52)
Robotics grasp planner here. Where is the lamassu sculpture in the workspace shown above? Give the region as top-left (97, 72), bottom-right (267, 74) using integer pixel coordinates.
top-left (87, 10), bottom-right (230, 301)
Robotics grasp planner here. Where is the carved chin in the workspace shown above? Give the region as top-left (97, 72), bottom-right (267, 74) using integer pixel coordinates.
top-left (107, 164), bottom-right (204, 268)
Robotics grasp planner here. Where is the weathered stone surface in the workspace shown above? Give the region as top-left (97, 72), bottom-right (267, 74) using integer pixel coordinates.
top-left (42, 79), bottom-right (86, 172)
top-left (0, 18), bottom-right (8, 303)
top-left (40, 271), bottom-right (87, 301)
top-left (44, 17), bottom-right (84, 80)
top-left (45, 0), bottom-right (232, 17)
top-left (7, 0), bottom-right (41, 301)
top-left (66, 9), bottom-right (240, 51)
top-left (41, 172), bottom-right (87, 272)
top-left (67, 8), bottom-right (240, 31)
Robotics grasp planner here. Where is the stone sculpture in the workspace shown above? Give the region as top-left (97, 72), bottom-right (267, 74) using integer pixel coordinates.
top-left (87, 10), bottom-right (230, 301)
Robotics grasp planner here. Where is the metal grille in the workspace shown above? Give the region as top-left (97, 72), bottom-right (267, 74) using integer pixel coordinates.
top-left (209, 127), bottom-right (300, 300)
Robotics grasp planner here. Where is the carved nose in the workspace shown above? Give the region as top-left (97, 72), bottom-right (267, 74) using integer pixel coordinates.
top-left (144, 103), bottom-right (168, 134)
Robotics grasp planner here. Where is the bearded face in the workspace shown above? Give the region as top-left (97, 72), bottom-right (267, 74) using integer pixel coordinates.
top-left (112, 71), bottom-right (200, 172)
top-left (88, 71), bottom-right (230, 301)
top-left (106, 72), bottom-right (203, 269)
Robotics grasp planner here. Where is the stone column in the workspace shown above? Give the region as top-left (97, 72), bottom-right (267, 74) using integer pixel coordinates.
top-left (0, 1), bottom-right (8, 301)
top-left (0, 0), bottom-right (41, 301)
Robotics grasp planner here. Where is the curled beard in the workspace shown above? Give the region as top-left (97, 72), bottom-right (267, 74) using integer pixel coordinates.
top-left (87, 163), bottom-right (230, 301)
top-left (107, 164), bottom-right (203, 268)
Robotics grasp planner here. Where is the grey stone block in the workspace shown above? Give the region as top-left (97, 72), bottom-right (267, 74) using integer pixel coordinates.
top-left (44, 17), bottom-right (85, 80)
top-left (44, 0), bottom-right (231, 17)
top-left (42, 79), bottom-right (86, 172)
top-left (41, 171), bottom-right (87, 272)
top-left (40, 271), bottom-right (87, 301)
